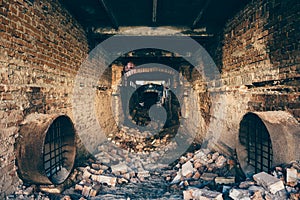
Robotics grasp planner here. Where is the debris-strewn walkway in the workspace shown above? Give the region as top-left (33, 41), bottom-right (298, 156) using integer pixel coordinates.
top-left (8, 127), bottom-right (300, 200)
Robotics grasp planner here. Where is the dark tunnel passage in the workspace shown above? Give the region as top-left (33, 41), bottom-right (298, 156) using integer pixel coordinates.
top-left (127, 83), bottom-right (180, 129)
top-left (2, 0), bottom-right (300, 199)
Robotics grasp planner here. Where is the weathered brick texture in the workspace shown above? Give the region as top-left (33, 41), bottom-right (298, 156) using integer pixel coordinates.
top-left (206, 0), bottom-right (300, 152)
top-left (0, 0), bottom-right (88, 196)
top-left (0, 0), bottom-right (299, 196)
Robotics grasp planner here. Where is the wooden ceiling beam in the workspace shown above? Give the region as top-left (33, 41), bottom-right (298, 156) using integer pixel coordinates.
top-left (93, 26), bottom-right (212, 37)
top-left (99, 0), bottom-right (119, 30)
top-left (152, 0), bottom-right (158, 23)
top-left (191, 0), bottom-right (211, 29)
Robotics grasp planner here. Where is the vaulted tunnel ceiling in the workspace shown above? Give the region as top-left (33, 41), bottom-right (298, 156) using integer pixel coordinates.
top-left (59, 0), bottom-right (250, 39)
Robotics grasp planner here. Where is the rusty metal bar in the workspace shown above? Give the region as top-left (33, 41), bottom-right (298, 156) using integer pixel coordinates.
top-left (244, 115), bottom-right (273, 173)
top-left (239, 114), bottom-right (272, 173)
top-left (247, 120), bottom-right (250, 164)
top-left (238, 111), bottom-right (299, 177)
top-left (260, 121), bottom-right (263, 172)
top-left (44, 120), bottom-right (66, 178)
top-left (254, 119), bottom-right (258, 173)
top-left (16, 114), bottom-right (76, 185)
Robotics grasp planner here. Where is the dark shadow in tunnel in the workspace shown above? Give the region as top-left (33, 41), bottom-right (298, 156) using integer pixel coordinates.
top-left (124, 83), bottom-right (181, 139)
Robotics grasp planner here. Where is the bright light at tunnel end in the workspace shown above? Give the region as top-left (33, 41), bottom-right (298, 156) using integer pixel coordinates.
top-left (72, 27), bottom-right (222, 166)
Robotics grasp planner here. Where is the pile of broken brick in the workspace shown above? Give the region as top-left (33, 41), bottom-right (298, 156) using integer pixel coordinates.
top-left (8, 144), bottom-right (300, 200)
top-left (168, 148), bottom-right (300, 200)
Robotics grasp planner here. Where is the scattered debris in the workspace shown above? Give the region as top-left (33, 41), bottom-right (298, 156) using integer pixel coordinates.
top-left (253, 172), bottom-right (285, 194)
top-left (7, 126), bottom-right (300, 199)
top-left (229, 188), bottom-right (250, 200)
top-left (111, 162), bottom-right (129, 175)
top-left (215, 177), bottom-right (235, 185)
top-left (286, 168), bottom-right (298, 186)
top-left (182, 161), bottom-right (194, 177)
top-left (184, 188), bottom-right (223, 200)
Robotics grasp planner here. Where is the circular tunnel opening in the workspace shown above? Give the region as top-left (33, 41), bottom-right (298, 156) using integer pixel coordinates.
top-left (129, 84), bottom-right (163, 126)
top-left (127, 83), bottom-right (180, 129)
top-left (238, 113), bottom-right (273, 175)
top-left (16, 114), bottom-right (76, 185)
top-left (43, 116), bottom-right (76, 184)
top-left (237, 111), bottom-right (300, 178)
top-left (141, 91), bottom-right (159, 108)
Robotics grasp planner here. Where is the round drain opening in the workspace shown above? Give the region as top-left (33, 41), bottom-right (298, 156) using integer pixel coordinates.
top-left (43, 116), bottom-right (76, 184)
top-left (238, 112), bottom-right (273, 175)
top-left (16, 114), bottom-right (76, 185)
top-left (237, 111), bottom-right (300, 177)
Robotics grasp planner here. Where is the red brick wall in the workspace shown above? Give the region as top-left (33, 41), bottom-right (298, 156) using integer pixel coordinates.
top-left (0, 0), bottom-right (88, 196)
top-left (248, 0), bottom-right (300, 120)
top-left (206, 0), bottom-right (300, 151)
top-left (0, 0), bottom-right (299, 196)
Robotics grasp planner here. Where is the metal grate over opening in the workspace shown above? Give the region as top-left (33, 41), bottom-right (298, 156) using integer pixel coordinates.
top-left (16, 114), bottom-right (76, 185)
top-left (239, 114), bottom-right (273, 173)
top-left (44, 119), bottom-right (65, 178)
top-left (43, 116), bottom-right (75, 184)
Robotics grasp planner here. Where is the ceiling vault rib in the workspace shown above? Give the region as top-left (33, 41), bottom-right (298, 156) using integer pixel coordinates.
top-left (191, 0), bottom-right (211, 29)
top-left (99, 0), bottom-right (119, 30)
top-left (152, 0), bottom-right (158, 23)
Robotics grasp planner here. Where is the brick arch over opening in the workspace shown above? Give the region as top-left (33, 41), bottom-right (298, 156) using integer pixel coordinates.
top-left (124, 67), bottom-right (177, 78)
